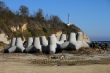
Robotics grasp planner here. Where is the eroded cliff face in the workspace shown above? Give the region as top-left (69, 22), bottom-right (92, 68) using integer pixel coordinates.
top-left (0, 22), bottom-right (91, 45)
top-left (55, 31), bottom-right (90, 43)
top-left (10, 23), bottom-right (27, 32)
top-left (0, 23), bottom-right (28, 44)
top-left (0, 32), bottom-right (9, 44)
top-left (0, 31), bottom-right (90, 46)
top-left (83, 33), bottom-right (91, 43)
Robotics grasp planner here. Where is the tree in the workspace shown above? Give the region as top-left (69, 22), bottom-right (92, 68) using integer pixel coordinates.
top-left (49, 15), bottom-right (62, 27)
top-left (0, 1), bottom-right (5, 9)
top-left (0, 1), bottom-right (9, 13)
top-left (19, 5), bottom-right (29, 17)
top-left (35, 9), bottom-right (44, 22)
top-left (50, 15), bottom-right (62, 23)
top-left (0, 1), bottom-right (81, 39)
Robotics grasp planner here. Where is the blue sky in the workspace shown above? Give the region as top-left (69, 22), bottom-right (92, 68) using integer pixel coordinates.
top-left (2, 0), bottom-right (110, 41)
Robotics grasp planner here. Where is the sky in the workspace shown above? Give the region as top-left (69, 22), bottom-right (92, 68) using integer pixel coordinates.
top-left (1, 0), bottom-right (110, 41)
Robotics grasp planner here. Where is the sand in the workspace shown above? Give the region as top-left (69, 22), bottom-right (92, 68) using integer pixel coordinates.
top-left (0, 53), bottom-right (110, 73)
top-left (0, 62), bottom-right (110, 73)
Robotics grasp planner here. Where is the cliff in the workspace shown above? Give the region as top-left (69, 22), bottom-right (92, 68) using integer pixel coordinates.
top-left (0, 1), bottom-right (90, 44)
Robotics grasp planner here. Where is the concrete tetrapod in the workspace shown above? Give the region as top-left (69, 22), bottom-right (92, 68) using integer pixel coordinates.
top-left (4, 38), bottom-right (17, 53)
top-left (25, 37), bottom-right (33, 53)
top-left (69, 32), bottom-right (77, 43)
top-left (10, 38), bottom-right (16, 47)
top-left (60, 32), bottom-right (82, 50)
top-left (60, 41), bottom-right (69, 49)
top-left (33, 37), bottom-right (42, 53)
top-left (70, 32), bottom-right (89, 50)
top-left (58, 34), bottom-right (67, 45)
top-left (40, 36), bottom-right (48, 46)
top-left (48, 34), bottom-right (57, 54)
top-left (27, 37), bottom-right (33, 47)
top-left (68, 32), bottom-right (78, 50)
top-left (72, 41), bottom-right (89, 50)
top-left (49, 34), bottom-right (62, 54)
top-left (4, 32), bottom-right (90, 53)
top-left (60, 34), bottom-right (67, 42)
top-left (16, 37), bottom-right (25, 52)
top-left (40, 36), bottom-right (49, 54)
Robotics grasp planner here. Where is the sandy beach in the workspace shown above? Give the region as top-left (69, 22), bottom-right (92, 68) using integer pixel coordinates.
top-left (0, 61), bottom-right (110, 73)
top-left (0, 53), bottom-right (110, 73)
